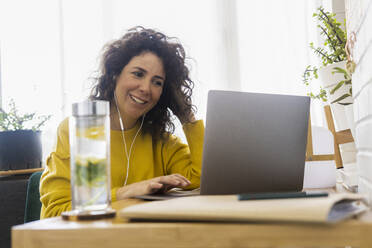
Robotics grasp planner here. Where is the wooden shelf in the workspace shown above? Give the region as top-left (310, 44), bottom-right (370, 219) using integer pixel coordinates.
top-left (0, 168), bottom-right (44, 176)
top-left (324, 105), bottom-right (354, 168)
top-left (306, 105), bottom-right (354, 168)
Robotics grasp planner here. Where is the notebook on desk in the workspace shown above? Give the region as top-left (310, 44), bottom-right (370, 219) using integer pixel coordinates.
top-left (137, 90), bottom-right (310, 200)
top-left (121, 193), bottom-right (368, 223)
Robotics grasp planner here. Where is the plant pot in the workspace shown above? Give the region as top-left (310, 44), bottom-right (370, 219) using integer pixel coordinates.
top-left (319, 61), bottom-right (352, 131)
top-left (318, 61), bottom-right (347, 89)
top-left (0, 130), bottom-right (42, 171)
top-left (318, 61), bottom-right (356, 165)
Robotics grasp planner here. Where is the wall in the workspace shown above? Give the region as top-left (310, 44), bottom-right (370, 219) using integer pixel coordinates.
top-left (345, 0), bottom-right (372, 201)
top-left (331, 0), bottom-right (346, 23)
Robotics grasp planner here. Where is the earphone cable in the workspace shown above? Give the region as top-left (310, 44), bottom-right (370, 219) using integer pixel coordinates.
top-left (114, 92), bottom-right (144, 186)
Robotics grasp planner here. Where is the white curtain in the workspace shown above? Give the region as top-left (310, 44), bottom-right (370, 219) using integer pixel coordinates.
top-left (0, 0), bottom-right (324, 161)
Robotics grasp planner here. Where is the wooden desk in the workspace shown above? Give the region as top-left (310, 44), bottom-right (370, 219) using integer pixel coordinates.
top-left (12, 192), bottom-right (372, 248)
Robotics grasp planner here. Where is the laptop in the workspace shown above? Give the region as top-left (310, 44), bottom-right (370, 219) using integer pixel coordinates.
top-left (136, 90), bottom-right (310, 200)
top-left (200, 90), bottom-right (310, 195)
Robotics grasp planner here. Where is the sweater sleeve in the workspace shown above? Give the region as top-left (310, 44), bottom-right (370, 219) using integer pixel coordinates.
top-left (163, 120), bottom-right (204, 189)
top-left (40, 118), bottom-right (72, 218)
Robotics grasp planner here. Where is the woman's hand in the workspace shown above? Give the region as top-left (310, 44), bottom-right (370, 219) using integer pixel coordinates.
top-left (116, 174), bottom-right (191, 200)
top-left (177, 111), bottom-right (196, 125)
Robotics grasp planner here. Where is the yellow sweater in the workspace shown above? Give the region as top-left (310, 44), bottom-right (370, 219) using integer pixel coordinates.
top-left (40, 118), bottom-right (204, 218)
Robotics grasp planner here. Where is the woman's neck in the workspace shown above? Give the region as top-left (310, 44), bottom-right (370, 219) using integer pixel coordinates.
top-left (110, 105), bottom-right (137, 131)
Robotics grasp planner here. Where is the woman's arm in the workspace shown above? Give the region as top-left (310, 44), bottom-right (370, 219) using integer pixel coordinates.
top-left (40, 153), bottom-right (72, 218)
top-left (162, 119), bottom-right (205, 189)
top-left (115, 120), bottom-right (203, 200)
top-left (39, 118), bottom-right (72, 218)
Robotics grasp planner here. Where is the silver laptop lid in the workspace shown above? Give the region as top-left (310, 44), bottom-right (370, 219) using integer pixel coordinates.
top-left (200, 90), bottom-right (310, 195)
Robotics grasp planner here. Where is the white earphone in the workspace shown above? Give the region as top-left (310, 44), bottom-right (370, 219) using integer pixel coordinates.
top-left (114, 92), bottom-right (145, 186)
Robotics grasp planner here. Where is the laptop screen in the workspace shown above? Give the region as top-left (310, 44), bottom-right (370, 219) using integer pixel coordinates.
top-left (200, 90), bottom-right (310, 195)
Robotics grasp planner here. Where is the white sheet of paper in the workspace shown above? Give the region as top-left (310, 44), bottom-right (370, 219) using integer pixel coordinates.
top-left (303, 160), bottom-right (336, 188)
top-left (304, 125), bottom-right (337, 189)
top-left (311, 126), bottom-right (334, 155)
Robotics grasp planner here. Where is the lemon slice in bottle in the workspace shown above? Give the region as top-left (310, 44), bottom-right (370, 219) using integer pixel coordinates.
top-left (76, 126), bottom-right (105, 140)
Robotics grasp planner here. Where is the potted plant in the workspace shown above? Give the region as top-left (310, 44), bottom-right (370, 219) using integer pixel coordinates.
top-left (303, 6), bottom-right (356, 166)
top-left (303, 6), bottom-right (351, 106)
top-left (0, 99), bottom-right (51, 171)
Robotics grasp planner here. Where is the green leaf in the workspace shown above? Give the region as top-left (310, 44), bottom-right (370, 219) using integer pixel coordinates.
top-left (345, 79), bottom-right (352, 85)
top-left (330, 80), bottom-right (345, 94)
top-left (0, 99), bottom-right (51, 131)
top-left (331, 93), bottom-right (351, 104)
top-left (332, 67), bottom-right (350, 80)
top-left (337, 102), bottom-right (353, 106)
top-left (332, 67), bottom-right (348, 75)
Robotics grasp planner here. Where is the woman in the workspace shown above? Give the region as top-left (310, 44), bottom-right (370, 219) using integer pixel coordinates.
top-left (40, 26), bottom-right (204, 218)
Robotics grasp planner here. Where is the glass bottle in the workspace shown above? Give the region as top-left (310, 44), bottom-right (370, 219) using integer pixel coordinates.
top-left (69, 100), bottom-right (111, 212)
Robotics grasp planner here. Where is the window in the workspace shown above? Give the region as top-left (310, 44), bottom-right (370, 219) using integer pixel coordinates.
top-left (0, 0), bottom-right (323, 160)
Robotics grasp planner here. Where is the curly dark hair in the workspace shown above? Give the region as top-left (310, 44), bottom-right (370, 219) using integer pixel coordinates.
top-left (90, 26), bottom-right (195, 140)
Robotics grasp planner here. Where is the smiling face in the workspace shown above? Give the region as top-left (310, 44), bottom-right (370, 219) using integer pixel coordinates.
top-left (114, 51), bottom-right (165, 129)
